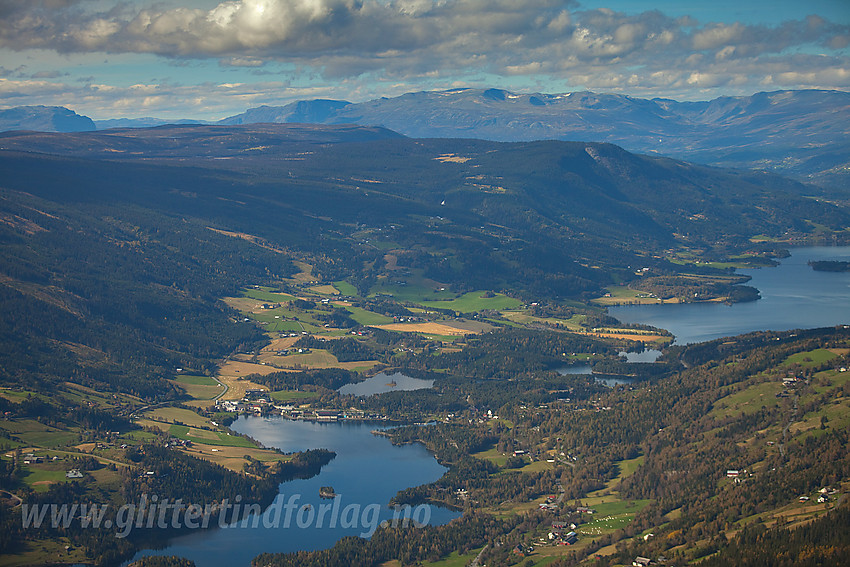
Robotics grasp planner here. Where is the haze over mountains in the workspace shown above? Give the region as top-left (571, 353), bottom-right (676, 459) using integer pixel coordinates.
top-left (2, 88), bottom-right (848, 191)
top-left (0, 105), bottom-right (95, 133)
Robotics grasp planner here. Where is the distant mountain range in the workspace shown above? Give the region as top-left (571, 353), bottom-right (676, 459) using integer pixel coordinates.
top-left (0, 105), bottom-right (95, 133)
top-left (2, 89), bottom-right (848, 190)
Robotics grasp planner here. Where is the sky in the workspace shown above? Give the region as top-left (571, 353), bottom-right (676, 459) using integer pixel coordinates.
top-left (0, 0), bottom-right (848, 120)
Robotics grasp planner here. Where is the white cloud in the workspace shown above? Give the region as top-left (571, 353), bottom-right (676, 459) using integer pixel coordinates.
top-left (0, 0), bottom-right (847, 115)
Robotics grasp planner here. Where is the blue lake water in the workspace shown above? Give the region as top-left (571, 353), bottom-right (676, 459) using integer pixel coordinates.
top-left (557, 364), bottom-right (593, 375)
top-left (125, 246), bottom-right (849, 564)
top-left (127, 419), bottom-right (458, 566)
top-left (338, 371), bottom-right (433, 397)
top-left (609, 246), bottom-right (850, 345)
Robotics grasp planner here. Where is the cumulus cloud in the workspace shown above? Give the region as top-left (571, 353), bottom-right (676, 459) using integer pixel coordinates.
top-left (0, 75), bottom-right (349, 118)
top-left (0, 0), bottom-right (848, 113)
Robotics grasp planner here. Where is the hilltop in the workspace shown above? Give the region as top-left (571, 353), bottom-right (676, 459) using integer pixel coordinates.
top-left (4, 89), bottom-right (848, 190)
top-left (219, 88), bottom-right (850, 191)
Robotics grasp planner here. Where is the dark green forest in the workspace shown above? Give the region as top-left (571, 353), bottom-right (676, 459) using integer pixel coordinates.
top-left (0, 124), bottom-right (848, 566)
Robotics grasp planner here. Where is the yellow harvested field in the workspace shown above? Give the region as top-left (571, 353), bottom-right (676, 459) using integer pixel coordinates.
top-left (182, 399), bottom-right (217, 409)
top-left (308, 284), bottom-right (339, 295)
top-left (219, 360), bottom-right (279, 378)
top-left (134, 418), bottom-right (168, 433)
top-left (289, 261), bottom-right (315, 283)
top-left (373, 322), bottom-right (472, 336)
top-left (222, 296), bottom-right (263, 311)
top-left (145, 407), bottom-right (210, 427)
top-left (216, 360), bottom-right (273, 400)
top-left (280, 350), bottom-right (337, 367)
top-left (434, 154), bottom-right (472, 163)
top-left (262, 336), bottom-right (302, 350)
top-left (383, 254), bottom-right (400, 270)
top-left (217, 377), bottom-right (269, 401)
top-left (182, 443), bottom-right (290, 472)
top-left (255, 348), bottom-right (380, 372)
top-left (206, 227), bottom-right (287, 254)
top-left (168, 379), bottom-right (220, 401)
top-left (588, 331), bottom-right (669, 343)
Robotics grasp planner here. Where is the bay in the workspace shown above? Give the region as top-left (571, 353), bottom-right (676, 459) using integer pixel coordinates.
top-left (127, 418), bottom-right (459, 566)
top-left (609, 246), bottom-right (850, 345)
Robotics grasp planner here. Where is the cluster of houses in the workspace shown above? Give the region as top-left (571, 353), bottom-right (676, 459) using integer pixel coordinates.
top-left (800, 487), bottom-right (839, 504)
top-left (778, 375), bottom-right (807, 396)
top-left (21, 453), bottom-right (43, 465)
top-left (548, 522), bottom-right (579, 546)
top-left (275, 347), bottom-right (311, 356)
top-left (538, 494), bottom-right (559, 512)
top-left (216, 391), bottom-right (388, 422)
top-left (17, 452), bottom-right (85, 480)
top-left (725, 469), bottom-right (754, 484)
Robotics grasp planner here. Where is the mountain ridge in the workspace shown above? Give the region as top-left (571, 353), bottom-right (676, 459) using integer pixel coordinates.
top-left (2, 88), bottom-right (848, 189)
top-left (0, 105), bottom-right (95, 133)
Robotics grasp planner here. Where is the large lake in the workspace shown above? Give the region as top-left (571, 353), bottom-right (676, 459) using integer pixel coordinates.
top-left (610, 246), bottom-right (850, 345)
top-left (127, 419), bottom-right (459, 566)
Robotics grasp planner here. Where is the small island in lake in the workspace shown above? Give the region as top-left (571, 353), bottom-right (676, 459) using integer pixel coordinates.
top-left (319, 486), bottom-right (337, 499)
top-left (808, 260), bottom-right (850, 272)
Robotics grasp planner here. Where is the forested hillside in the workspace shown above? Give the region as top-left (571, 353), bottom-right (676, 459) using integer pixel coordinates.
top-left (0, 124), bottom-right (847, 566)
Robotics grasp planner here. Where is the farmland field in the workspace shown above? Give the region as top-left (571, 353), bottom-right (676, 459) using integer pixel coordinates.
top-left (333, 281), bottom-right (359, 296)
top-left (145, 407), bottom-right (212, 428)
top-left (421, 291), bottom-right (523, 312)
top-left (172, 375), bottom-right (223, 400)
top-left (374, 322), bottom-right (472, 336)
top-left (168, 425), bottom-right (257, 448)
top-left (270, 390), bottom-right (318, 402)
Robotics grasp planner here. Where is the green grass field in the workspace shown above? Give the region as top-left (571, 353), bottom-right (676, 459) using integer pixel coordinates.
top-left (145, 407), bottom-right (211, 428)
top-left (270, 390), bottom-right (318, 402)
top-left (576, 499), bottom-right (652, 535)
top-left (249, 306), bottom-right (324, 332)
top-left (333, 281), bottom-right (359, 296)
top-left (241, 289), bottom-right (298, 303)
top-left (172, 375), bottom-right (222, 400)
top-left (342, 305), bottom-right (394, 325)
top-left (122, 430), bottom-right (159, 443)
top-left (282, 349), bottom-right (341, 368)
top-left (0, 389), bottom-right (47, 403)
top-left (169, 425), bottom-right (258, 448)
top-left (710, 381), bottom-right (784, 419)
top-left (614, 455), bottom-right (645, 483)
top-left (20, 466), bottom-right (76, 492)
top-left (421, 547), bottom-right (485, 566)
top-left (174, 374), bottom-right (218, 386)
top-left (370, 281), bottom-right (457, 303)
top-left (783, 349), bottom-right (839, 368)
top-left (501, 310), bottom-right (586, 331)
top-left (421, 291), bottom-right (523, 313)
top-left (812, 368), bottom-right (850, 395)
top-left (471, 446), bottom-right (510, 467)
top-left (0, 420), bottom-right (78, 448)
top-left (514, 459), bottom-right (555, 474)
top-left (592, 285), bottom-right (671, 305)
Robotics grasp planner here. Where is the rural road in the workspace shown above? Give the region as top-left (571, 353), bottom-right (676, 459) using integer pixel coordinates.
top-left (469, 544), bottom-right (489, 567)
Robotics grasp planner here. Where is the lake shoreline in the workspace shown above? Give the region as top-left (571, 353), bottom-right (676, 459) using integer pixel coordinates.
top-left (609, 245), bottom-right (850, 345)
